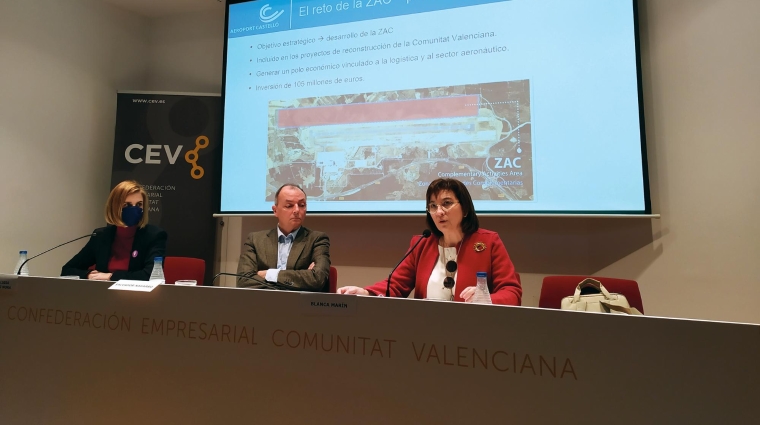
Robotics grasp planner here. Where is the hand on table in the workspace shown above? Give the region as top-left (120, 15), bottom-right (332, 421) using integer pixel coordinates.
top-left (88, 271), bottom-right (113, 281)
top-left (460, 286), bottom-right (477, 302)
top-left (337, 286), bottom-right (369, 296)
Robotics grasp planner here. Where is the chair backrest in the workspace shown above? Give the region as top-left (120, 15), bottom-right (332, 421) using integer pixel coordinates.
top-left (539, 275), bottom-right (644, 314)
top-left (163, 257), bottom-right (205, 285)
top-left (328, 266), bottom-right (338, 293)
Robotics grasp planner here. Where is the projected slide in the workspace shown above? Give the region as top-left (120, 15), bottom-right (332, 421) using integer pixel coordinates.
top-left (267, 80), bottom-right (531, 202)
top-left (221, 0), bottom-right (648, 214)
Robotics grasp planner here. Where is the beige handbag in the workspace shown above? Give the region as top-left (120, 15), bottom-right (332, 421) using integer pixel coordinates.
top-left (560, 278), bottom-right (642, 315)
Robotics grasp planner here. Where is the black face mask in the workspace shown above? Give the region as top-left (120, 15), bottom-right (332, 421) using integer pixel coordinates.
top-left (121, 206), bottom-right (143, 227)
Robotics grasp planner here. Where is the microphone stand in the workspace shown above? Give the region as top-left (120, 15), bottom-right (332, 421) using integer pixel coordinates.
top-left (212, 272), bottom-right (302, 291)
top-left (17, 233), bottom-right (95, 275)
top-left (386, 229), bottom-right (431, 297)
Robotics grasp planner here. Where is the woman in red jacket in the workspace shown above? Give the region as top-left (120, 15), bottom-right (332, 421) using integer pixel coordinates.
top-left (338, 178), bottom-right (522, 305)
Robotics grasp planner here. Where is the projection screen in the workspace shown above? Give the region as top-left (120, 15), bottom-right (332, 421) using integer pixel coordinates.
top-left (220, 0), bottom-right (650, 215)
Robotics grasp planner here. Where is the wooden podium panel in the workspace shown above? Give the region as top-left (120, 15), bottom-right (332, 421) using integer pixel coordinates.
top-left (1, 276), bottom-right (758, 424)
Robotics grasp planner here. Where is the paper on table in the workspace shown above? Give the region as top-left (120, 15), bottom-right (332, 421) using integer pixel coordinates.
top-left (0, 274), bottom-right (19, 293)
top-left (108, 279), bottom-right (162, 292)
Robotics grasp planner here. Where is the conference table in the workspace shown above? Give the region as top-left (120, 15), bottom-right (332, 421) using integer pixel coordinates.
top-left (1, 276), bottom-right (757, 424)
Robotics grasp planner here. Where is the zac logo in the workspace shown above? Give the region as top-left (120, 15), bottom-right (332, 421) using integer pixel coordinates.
top-left (124, 135), bottom-right (209, 180)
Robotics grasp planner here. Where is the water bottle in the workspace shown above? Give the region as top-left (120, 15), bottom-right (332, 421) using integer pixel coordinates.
top-left (15, 250), bottom-right (30, 276)
top-left (470, 271), bottom-right (493, 304)
top-left (149, 257), bottom-right (165, 283)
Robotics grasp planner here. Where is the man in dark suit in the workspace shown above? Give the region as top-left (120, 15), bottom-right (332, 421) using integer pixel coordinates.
top-left (236, 183), bottom-right (330, 291)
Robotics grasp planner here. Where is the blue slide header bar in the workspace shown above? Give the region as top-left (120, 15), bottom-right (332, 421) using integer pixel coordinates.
top-left (228, 0), bottom-right (509, 39)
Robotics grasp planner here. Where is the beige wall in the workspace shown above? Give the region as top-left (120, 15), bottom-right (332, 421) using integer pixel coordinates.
top-left (608, 0), bottom-right (760, 322)
top-left (2, 0), bottom-right (758, 323)
top-left (146, 8), bottom-right (225, 93)
top-left (0, 0), bottom-right (149, 277)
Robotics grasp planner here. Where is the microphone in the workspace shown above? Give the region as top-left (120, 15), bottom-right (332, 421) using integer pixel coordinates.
top-left (17, 233), bottom-right (96, 275)
top-left (212, 272), bottom-right (301, 291)
top-left (386, 229), bottom-right (432, 297)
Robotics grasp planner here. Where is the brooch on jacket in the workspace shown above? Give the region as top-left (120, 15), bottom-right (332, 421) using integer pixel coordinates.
top-left (474, 242), bottom-right (486, 252)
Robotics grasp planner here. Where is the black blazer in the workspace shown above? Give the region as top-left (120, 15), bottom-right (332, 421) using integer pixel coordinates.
top-left (61, 224), bottom-right (167, 281)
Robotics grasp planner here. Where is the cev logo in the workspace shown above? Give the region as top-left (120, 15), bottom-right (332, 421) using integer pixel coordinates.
top-left (124, 135), bottom-right (210, 180)
top-left (185, 136), bottom-right (209, 179)
top-left (259, 4), bottom-right (284, 23)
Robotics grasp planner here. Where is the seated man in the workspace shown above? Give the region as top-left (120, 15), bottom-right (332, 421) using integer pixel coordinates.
top-left (236, 183), bottom-right (331, 291)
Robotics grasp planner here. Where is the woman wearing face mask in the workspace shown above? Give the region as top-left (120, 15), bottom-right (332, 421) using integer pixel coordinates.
top-left (61, 180), bottom-right (167, 281)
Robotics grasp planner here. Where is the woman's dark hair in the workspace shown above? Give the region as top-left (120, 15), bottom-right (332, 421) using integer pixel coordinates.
top-left (425, 178), bottom-right (479, 237)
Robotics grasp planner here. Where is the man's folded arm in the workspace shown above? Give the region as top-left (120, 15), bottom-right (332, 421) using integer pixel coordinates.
top-left (236, 236), bottom-right (266, 288)
top-left (275, 234), bottom-right (330, 291)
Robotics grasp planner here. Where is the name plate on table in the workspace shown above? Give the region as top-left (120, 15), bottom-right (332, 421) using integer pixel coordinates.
top-left (0, 274), bottom-right (18, 294)
top-left (299, 293), bottom-right (358, 316)
top-left (108, 279), bottom-right (163, 292)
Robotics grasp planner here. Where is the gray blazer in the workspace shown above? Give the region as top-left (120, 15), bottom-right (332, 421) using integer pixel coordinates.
top-left (236, 226), bottom-right (330, 291)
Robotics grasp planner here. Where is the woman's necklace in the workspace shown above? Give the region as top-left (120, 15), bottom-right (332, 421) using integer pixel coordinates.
top-left (442, 240), bottom-right (464, 263)
top-left (441, 238), bottom-right (464, 300)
